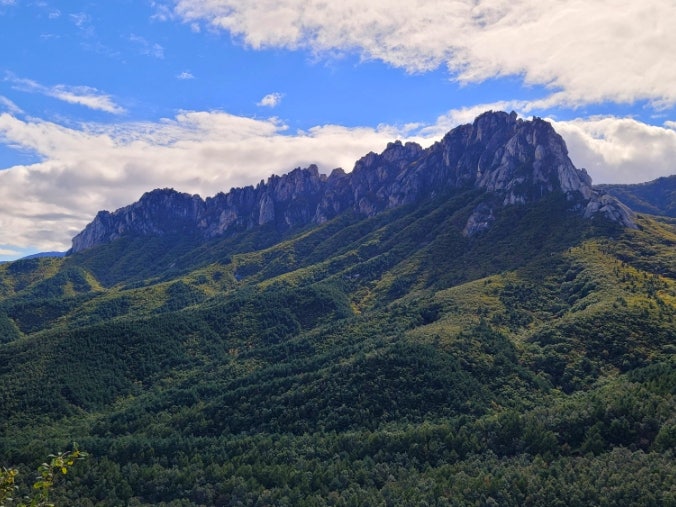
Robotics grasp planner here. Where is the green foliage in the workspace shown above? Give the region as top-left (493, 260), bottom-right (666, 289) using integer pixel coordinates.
top-left (0, 312), bottom-right (21, 344)
top-left (0, 448), bottom-right (87, 507)
top-left (160, 281), bottom-right (205, 312)
top-left (0, 193), bottom-right (674, 505)
top-left (5, 295), bottom-right (93, 335)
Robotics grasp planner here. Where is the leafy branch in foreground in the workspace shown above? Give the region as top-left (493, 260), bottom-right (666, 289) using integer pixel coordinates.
top-left (0, 448), bottom-right (87, 507)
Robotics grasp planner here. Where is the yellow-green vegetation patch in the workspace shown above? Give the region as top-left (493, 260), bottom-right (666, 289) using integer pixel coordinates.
top-left (407, 274), bottom-right (508, 344)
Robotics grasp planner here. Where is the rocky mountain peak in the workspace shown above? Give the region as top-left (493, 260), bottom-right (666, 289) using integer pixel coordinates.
top-left (438, 111), bottom-right (585, 199)
top-left (432, 111), bottom-right (633, 231)
top-left (69, 111), bottom-right (635, 253)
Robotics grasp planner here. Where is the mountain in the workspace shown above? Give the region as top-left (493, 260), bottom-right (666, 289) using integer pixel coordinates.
top-left (597, 175), bottom-right (676, 217)
top-left (70, 111), bottom-right (634, 253)
top-left (0, 111), bottom-right (674, 506)
top-left (19, 251), bottom-right (67, 260)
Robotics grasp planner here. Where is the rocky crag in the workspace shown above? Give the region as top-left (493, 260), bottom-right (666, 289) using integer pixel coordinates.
top-left (70, 111), bottom-right (635, 253)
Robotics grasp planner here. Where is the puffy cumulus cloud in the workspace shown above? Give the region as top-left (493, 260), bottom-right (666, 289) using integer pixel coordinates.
top-left (552, 116), bottom-right (676, 184)
top-left (0, 111), bottom-right (423, 253)
top-left (257, 92), bottom-right (284, 108)
top-left (172, 0), bottom-right (676, 108)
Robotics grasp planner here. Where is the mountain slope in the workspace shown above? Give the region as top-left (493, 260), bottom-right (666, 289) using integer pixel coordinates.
top-left (0, 111), bottom-right (673, 506)
top-left (597, 175), bottom-right (676, 217)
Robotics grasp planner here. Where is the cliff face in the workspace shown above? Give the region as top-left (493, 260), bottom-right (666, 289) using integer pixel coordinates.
top-left (70, 111), bottom-right (635, 253)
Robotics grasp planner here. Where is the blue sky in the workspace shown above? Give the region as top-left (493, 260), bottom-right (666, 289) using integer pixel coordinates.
top-left (0, 0), bottom-right (675, 260)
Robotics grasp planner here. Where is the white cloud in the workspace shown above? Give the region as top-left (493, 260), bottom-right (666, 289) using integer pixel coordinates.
top-left (257, 92), bottom-right (283, 108)
top-left (69, 12), bottom-right (95, 37)
top-left (0, 96), bottom-right (22, 115)
top-left (552, 116), bottom-right (676, 184)
top-left (419, 99), bottom-right (547, 137)
top-left (150, 1), bottom-right (174, 22)
top-left (0, 247), bottom-right (22, 258)
top-left (177, 71), bottom-right (195, 80)
top-left (172, 0), bottom-right (676, 109)
top-left (70, 12), bottom-right (89, 28)
top-left (6, 74), bottom-right (126, 114)
top-left (50, 85), bottom-right (126, 114)
top-left (128, 34), bottom-right (165, 59)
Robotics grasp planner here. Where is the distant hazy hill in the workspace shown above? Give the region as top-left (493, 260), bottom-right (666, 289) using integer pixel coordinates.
top-left (597, 175), bottom-right (676, 217)
top-left (0, 111), bottom-right (673, 506)
top-left (19, 251), bottom-right (66, 260)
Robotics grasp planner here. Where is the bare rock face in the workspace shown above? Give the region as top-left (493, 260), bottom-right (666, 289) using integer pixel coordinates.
top-left (69, 111), bottom-right (635, 253)
top-left (463, 203), bottom-right (495, 237)
top-left (70, 189), bottom-right (206, 253)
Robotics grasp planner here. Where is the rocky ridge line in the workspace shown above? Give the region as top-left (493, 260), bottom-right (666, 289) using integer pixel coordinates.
top-left (70, 111), bottom-right (635, 253)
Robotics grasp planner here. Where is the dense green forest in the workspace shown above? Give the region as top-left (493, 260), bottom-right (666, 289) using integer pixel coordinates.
top-left (0, 190), bottom-right (674, 505)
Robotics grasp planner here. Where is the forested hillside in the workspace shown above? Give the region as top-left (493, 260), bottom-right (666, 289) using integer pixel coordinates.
top-left (598, 175), bottom-right (676, 218)
top-left (0, 185), bottom-right (674, 505)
